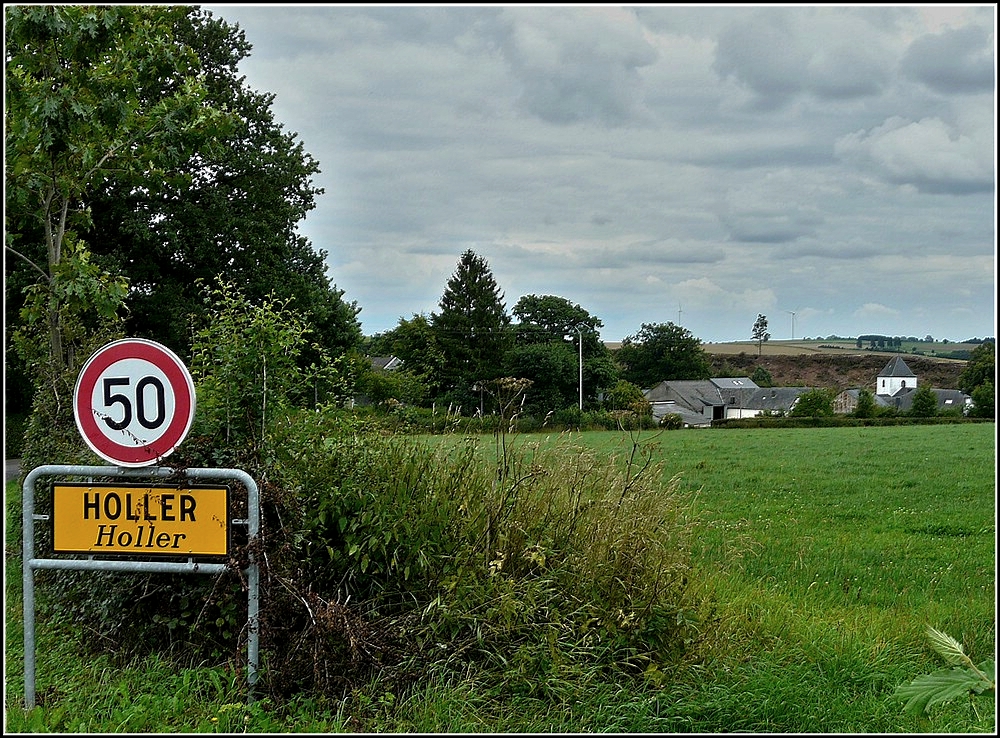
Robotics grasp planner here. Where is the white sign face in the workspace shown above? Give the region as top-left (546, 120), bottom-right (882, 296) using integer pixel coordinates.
top-left (73, 338), bottom-right (196, 467)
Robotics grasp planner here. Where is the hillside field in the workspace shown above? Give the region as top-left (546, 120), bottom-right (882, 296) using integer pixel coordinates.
top-left (703, 340), bottom-right (970, 390)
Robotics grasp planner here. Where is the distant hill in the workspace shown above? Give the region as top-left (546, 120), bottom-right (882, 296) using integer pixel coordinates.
top-left (704, 348), bottom-right (966, 390)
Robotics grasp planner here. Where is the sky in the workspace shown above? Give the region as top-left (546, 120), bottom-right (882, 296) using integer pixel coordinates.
top-left (202, 3), bottom-right (996, 344)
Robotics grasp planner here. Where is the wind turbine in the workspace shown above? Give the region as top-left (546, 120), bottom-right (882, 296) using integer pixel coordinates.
top-left (783, 309), bottom-right (797, 340)
top-left (677, 302), bottom-right (683, 324)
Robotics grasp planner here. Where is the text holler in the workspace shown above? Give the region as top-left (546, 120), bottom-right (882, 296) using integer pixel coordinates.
top-left (83, 490), bottom-right (198, 550)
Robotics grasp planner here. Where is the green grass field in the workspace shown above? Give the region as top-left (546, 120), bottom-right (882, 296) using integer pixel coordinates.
top-left (5, 423), bottom-right (996, 732)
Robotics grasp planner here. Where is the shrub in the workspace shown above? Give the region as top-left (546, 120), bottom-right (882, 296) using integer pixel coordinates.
top-left (789, 388), bottom-right (835, 417)
top-left (659, 413), bottom-right (684, 430)
top-left (968, 381), bottom-right (994, 419)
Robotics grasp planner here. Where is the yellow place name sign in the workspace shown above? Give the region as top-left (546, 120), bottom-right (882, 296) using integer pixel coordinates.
top-left (53, 483), bottom-right (229, 556)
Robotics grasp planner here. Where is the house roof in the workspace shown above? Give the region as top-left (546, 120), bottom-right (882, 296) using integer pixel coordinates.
top-left (742, 387), bottom-right (816, 411)
top-left (710, 377), bottom-right (759, 391)
top-left (878, 355), bottom-right (916, 378)
top-left (887, 387), bottom-right (971, 411)
top-left (369, 355), bottom-right (403, 371)
top-left (644, 380), bottom-right (723, 410)
top-left (648, 401), bottom-right (712, 427)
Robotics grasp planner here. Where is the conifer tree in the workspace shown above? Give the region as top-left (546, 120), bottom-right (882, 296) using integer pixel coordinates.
top-left (431, 250), bottom-right (511, 411)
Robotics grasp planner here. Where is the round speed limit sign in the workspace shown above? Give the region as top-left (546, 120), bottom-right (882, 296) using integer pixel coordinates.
top-left (73, 338), bottom-right (196, 467)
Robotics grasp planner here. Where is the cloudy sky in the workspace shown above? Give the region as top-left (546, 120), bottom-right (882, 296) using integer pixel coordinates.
top-left (203, 4), bottom-right (996, 343)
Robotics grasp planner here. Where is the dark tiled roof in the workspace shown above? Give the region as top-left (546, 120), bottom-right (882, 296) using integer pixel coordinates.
top-left (878, 355), bottom-right (916, 378)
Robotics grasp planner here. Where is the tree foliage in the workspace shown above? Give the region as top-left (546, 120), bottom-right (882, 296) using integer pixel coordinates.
top-left (5, 4), bottom-right (229, 376)
top-left (509, 294), bottom-right (618, 411)
top-left (789, 388), bottom-right (834, 417)
top-left (431, 250), bottom-right (511, 410)
top-left (616, 322), bottom-right (711, 389)
top-left (852, 387), bottom-right (878, 418)
top-left (968, 380), bottom-right (994, 419)
top-left (958, 341), bottom-right (995, 395)
top-left (505, 342), bottom-right (578, 415)
top-left (5, 6), bottom-right (362, 420)
top-left (188, 280), bottom-right (349, 467)
top-left (367, 314), bottom-right (447, 400)
top-left (752, 314), bottom-right (770, 357)
top-left (751, 365), bottom-right (773, 388)
top-left (908, 384), bottom-right (939, 418)
top-left (86, 8), bottom-right (360, 360)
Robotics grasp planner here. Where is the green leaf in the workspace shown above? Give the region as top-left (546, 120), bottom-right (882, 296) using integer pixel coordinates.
top-left (925, 625), bottom-right (969, 666)
top-left (893, 666), bottom-right (990, 714)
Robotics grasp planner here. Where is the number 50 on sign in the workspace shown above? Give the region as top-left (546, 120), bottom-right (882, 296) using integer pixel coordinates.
top-left (74, 338), bottom-right (196, 467)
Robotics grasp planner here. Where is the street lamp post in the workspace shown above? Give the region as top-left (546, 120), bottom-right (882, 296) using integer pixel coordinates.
top-left (574, 325), bottom-right (584, 411)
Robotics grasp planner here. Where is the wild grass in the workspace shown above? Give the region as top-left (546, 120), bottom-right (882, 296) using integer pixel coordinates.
top-left (5, 423), bottom-right (996, 732)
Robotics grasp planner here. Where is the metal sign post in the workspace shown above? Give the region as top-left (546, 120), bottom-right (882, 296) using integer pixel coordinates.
top-left (21, 464), bottom-right (260, 710)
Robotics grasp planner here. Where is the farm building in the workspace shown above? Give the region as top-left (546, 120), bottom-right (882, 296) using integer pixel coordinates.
top-left (643, 377), bottom-right (816, 426)
top-left (833, 387), bottom-right (971, 414)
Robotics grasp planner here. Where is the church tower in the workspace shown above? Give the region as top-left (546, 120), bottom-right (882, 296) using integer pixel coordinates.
top-left (876, 355), bottom-right (917, 397)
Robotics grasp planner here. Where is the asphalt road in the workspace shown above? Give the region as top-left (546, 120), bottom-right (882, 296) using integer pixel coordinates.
top-left (6, 458), bottom-right (21, 484)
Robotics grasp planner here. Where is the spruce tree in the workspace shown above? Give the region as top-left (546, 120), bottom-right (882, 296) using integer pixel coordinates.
top-left (431, 250), bottom-right (511, 411)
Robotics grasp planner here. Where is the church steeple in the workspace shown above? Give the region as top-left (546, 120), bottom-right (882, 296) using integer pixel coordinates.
top-left (876, 356), bottom-right (917, 397)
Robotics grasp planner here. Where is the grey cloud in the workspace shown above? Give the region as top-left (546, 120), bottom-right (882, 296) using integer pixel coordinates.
top-left (605, 240), bottom-right (727, 267)
top-left (806, 42), bottom-right (889, 99)
top-left (901, 25), bottom-right (995, 94)
top-left (712, 10), bottom-right (809, 107)
top-left (777, 242), bottom-right (879, 261)
top-left (205, 5), bottom-right (994, 343)
top-left (713, 8), bottom-right (892, 106)
top-left (719, 205), bottom-right (824, 244)
top-left (497, 7), bottom-right (658, 126)
top-left (835, 116), bottom-right (994, 195)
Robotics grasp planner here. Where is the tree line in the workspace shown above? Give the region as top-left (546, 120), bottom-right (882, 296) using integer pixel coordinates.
top-left (360, 249), bottom-right (712, 417)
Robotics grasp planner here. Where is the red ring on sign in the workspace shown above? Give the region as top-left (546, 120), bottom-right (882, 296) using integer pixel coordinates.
top-left (74, 339), bottom-right (195, 466)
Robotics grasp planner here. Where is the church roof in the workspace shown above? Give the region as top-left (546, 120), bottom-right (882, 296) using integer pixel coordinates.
top-left (878, 355), bottom-right (916, 378)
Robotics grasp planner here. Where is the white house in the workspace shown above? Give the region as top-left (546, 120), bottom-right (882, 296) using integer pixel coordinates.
top-left (876, 356), bottom-right (917, 396)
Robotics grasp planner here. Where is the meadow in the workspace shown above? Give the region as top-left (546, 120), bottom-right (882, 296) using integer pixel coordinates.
top-left (5, 422), bottom-right (996, 732)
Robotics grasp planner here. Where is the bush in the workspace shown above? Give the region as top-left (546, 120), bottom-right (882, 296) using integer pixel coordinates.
top-left (659, 413), bottom-right (684, 430)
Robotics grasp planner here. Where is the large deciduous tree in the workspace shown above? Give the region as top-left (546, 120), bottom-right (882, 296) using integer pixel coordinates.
top-left (616, 322), bottom-right (711, 389)
top-left (5, 6), bottom-right (362, 417)
top-left (5, 5), bottom-right (228, 377)
top-left (5, 4), bottom-right (238, 453)
top-left (82, 7), bottom-right (361, 360)
top-left (431, 250), bottom-right (511, 412)
top-left (958, 341), bottom-right (995, 395)
top-left (509, 294), bottom-right (618, 412)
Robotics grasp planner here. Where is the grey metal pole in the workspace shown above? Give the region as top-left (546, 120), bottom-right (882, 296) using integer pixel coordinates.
top-left (21, 464), bottom-right (260, 709)
top-left (576, 325), bottom-right (584, 411)
top-left (187, 467), bottom-right (260, 689)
